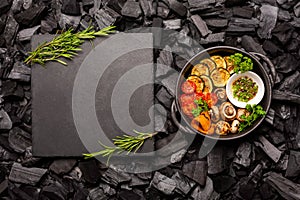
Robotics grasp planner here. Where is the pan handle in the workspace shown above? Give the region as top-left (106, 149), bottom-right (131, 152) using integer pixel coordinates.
top-left (171, 100), bottom-right (195, 134)
top-left (250, 52), bottom-right (276, 87)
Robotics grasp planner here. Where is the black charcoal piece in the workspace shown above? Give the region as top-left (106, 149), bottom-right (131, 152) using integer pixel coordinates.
top-left (191, 15), bottom-right (211, 37)
top-left (171, 172), bottom-right (195, 195)
top-left (40, 181), bottom-right (67, 200)
top-left (9, 162), bottom-right (47, 185)
top-left (183, 160), bottom-right (207, 186)
top-left (278, 9), bottom-right (291, 21)
top-left (41, 13), bottom-right (57, 33)
top-left (8, 127), bottom-right (31, 153)
top-left (94, 8), bottom-right (119, 30)
top-left (14, 4), bottom-right (46, 27)
top-left (31, 33), bottom-right (154, 156)
top-left (191, 177), bottom-right (215, 200)
top-left (233, 6), bottom-right (253, 19)
top-left (0, 0), bottom-right (11, 14)
top-left (121, 0), bottom-right (142, 18)
top-left (262, 40), bottom-right (283, 56)
top-left (78, 160), bottom-right (101, 184)
top-left (0, 14), bottom-right (7, 34)
top-left (155, 86), bottom-right (173, 109)
top-left (253, 0), bottom-right (276, 5)
top-left (279, 71), bottom-right (300, 92)
top-left (212, 175), bottom-right (236, 193)
top-left (3, 15), bottom-right (19, 47)
top-left (268, 130), bottom-right (285, 145)
top-left (205, 19), bottom-right (228, 28)
top-left (254, 136), bottom-right (282, 163)
top-left (61, 0), bottom-right (81, 16)
top-left (275, 53), bottom-right (298, 74)
top-left (8, 61), bottom-right (31, 82)
top-left (119, 189), bottom-right (144, 200)
top-left (50, 159), bottom-right (77, 174)
top-left (188, 0), bottom-right (215, 9)
top-left (257, 5), bottom-right (278, 39)
top-left (0, 145), bottom-right (18, 161)
top-left (88, 183), bottom-right (116, 200)
top-left (200, 32), bottom-right (225, 44)
top-left (59, 14), bottom-right (81, 30)
top-left (101, 168), bottom-right (131, 187)
top-left (157, 4), bottom-right (170, 19)
top-left (285, 150), bottom-right (300, 178)
top-left (229, 17), bottom-right (259, 28)
top-left (225, 0), bottom-right (245, 7)
top-left (129, 174), bottom-right (149, 187)
top-left (264, 172), bottom-right (300, 200)
top-left (150, 172), bottom-right (176, 195)
top-left (294, 2), bottom-right (300, 17)
top-left (207, 145), bottom-right (226, 174)
top-left (0, 109), bottom-right (12, 130)
top-left (168, 0), bottom-right (187, 17)
top-left (0, 179), bottom-right (8, 194)
top-left (241, 35), bottom-right (266, 55)
top-left (272, 23), bottom-right (294, 45)
top-left (17, 25), bottom-right (40, 41)
top-left (140, 0), bottom-right (152, 18)
top-left (82, 0), bottom-right (94, 7)
top-left (233, 142), bottom-right (252, 168)
top-left (163, 19), bottom-right (181, 30)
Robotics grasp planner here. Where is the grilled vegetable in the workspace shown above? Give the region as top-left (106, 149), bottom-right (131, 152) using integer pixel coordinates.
top-left (215, 121), bottom-right (230, 135)
top-left (211, 55), bottom-right (227, 69)
top-left (224, 56), bottom-right (234, 74)
top-left (200, 75), bottom-right (213, 93)
top-left (220, 102), bottom-right (236, 121)
top-left (191, 63), bottom-right (209, 76)
top-left (181, 80), bottom-right (196, 94)
top-left (200, 58), bottom-right (216, 72)
top-left (214, 88), bottom-right (227, 102)
top-left (191, 111), bottom-right (211, 134)
top-left (187, 75), bottom-right (204, 93)
top-left (182, 103), bottom-right (197, 119)
top-left (210, 68), bottom-right (230, 87)
top-left (180, 94), bottom-right (195, 105)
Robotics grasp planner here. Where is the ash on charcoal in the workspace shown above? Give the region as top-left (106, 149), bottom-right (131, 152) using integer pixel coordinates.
top-left (233, 142), bottom-right (252, 168)
top-left (61, 0), bottom-right (81, 16)
top-left (275, 53), bottom-right (299, 74)
top-left (168, 0), bottom-right (187, 17)
top-left (9, 162), bottom-right (47, 185)
top-left (17, 25), bottom-right (40, 41)
top-left (241, 35), bottom-right (266, 55)
top-left (78, 160), bottom-right (102, 184)
top-left (278, 9), bottom-right (291, 21)
top-left (230, 17), bottom-right (259, 28)
top-left (140, 0), bottom-right (152, 18)
top-left (208, 145), bottom-right (226, 174)
top-left (171, 172), bottom-right (195, 196)
top-left (254, 135), bottom-right (282, 163)
top-left (50, 159), bottom-right (77, 175)
top-left (200, 32), bottom-right (226, 44)
top-left (257, 5), bottom-right (278, 39)
top-left (191, 177), bottom-right (217, 200)
top-left (40, 181), bottom-right (68, 200)
top-left (14, 4), bottom-right (46, 27)
top-left (205, 19), bottom-right (228, 28)
top-left (150, 172), bottom-right (176, 195)
top-left (0, 109), bottom-right (12, 130)
top-left (264, 172), bottom-right (300, 200)
top-left (59, 13), bottom-right (81, 30)
top-left (121, 0), bottom-right (142, 18)
top-left (8, 61), bottom-right (31, 82)
top-left (233, 6), bottom-right (253, 19)
top-left (8, 127), bottom-right (31, 153)
top-left (285, 150), bottom-right (300, 177)
top-left (163, 19), bottom-right (181, 30)
top-left (183, 160), bottom-right (207, 186)
top-left (94, 7), bottom-right (119, 30)
top-left (89, 182), bottom-right (116, 200)
top-left (3, 15), bottom-right (19, 47)
top-left (191, 15), bottom-right (211, 37)
top-left (101, 168), bottom-right (131, 187)
top-left (272, 23), bottom-right (294, 45)
top-left (262, 40), bottom-right (283, 56)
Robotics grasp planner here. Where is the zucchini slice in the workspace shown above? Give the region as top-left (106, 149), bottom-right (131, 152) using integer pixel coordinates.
top-left (224, 56), bottom-right (235, 74)
top-left (200, 75), bottom-right (213, 93)
top-left (210, 68), bottom-right (230, 87)
top-left (200, 58), bottom-right (216, 72)
top-left (187, 75), bottom-right (204, 93)
top-left (191, 63), bottom-right (210, 76)
top-left (211, 55), bottom-right (227, 69)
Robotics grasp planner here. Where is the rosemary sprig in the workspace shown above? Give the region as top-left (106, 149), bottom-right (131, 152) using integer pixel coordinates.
top-left (83, 130), bottom-right (158, 165)
top-left (24, 25), bottom-right (116, 66)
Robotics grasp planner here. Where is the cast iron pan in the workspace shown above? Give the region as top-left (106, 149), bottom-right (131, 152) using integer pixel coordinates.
top-left (171, 46), bottom-right (276, 140)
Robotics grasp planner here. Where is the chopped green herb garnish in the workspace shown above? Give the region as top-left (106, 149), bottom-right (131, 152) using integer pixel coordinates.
top-left (230, 53), bottom-right (253, 73)
top-left (238, 104), bottom-right (266, 132)
top-left (232, 76), bottom-right (258, 102)
top-left (191, 98), bottom-right (209, 117)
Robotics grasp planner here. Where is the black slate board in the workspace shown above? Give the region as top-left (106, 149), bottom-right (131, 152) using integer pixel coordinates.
top-left (32, 33), bottom-right (154, 157)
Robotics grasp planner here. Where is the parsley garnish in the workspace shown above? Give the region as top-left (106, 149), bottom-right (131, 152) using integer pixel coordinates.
top-left (230, 53), bottom-right (253, 73)
top-left (191, 98), bottom-right (209, 117)
top-left (238, 104), bottom-right (266, 132)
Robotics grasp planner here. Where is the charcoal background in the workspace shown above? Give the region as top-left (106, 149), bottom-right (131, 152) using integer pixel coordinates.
top-left (0, 0), bottom-right (300, 199)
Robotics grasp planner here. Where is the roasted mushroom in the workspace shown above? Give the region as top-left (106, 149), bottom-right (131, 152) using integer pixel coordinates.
top-left (230, 120), bottom-right (240, 134)
top-left (220, 102), bottom-right (236, 121)
top-left (214, 88), bottom-right (227, 102)
top-left (215, 121), bottom-right (230, 135)
top-left (236, 108), bottom-right (250, 122)
top-left (191, 111), bottom-right (211, 134)
top-left (210, 106), bottom-right (220, 122)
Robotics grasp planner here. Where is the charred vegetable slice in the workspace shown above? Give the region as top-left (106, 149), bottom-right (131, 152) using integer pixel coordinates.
top-left (224, 56), bottom-right (234, 74)
top-left (191, 111), bottom-right (211, 134)
top-left (187, 75), bottom-right (204, 93)
top-left (191, 63), bottom-right (209, 76)
top-left (200, 75), bottom-right (213, 93)
top-left (210, 68), bottom-right (230, 87)
top-left (211, 55), bottom-right (227, 69)
top-left (200, 58), bottom-right (216, 72)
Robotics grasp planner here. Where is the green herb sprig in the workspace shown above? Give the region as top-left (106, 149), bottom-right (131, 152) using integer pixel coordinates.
top-left (83, 130), bottom-right (158, 165)
top-left (239, 104), bottom-right (266, 132)
top-left (230, 53), bottom-right (253, 73)
top-left (24, 25), bottom-right (116, 66)
top-left (191, 98), bottom-right (209, 117)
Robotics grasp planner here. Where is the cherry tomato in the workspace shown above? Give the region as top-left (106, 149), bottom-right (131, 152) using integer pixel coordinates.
top-left (180, 94), bottom-right (195, 105)
top-left (194, 92), bottom-right (205, 101)
top-left (181, 80), bottom-right (196, 94)
top-left (182, 103), bottom-right (196, 119)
